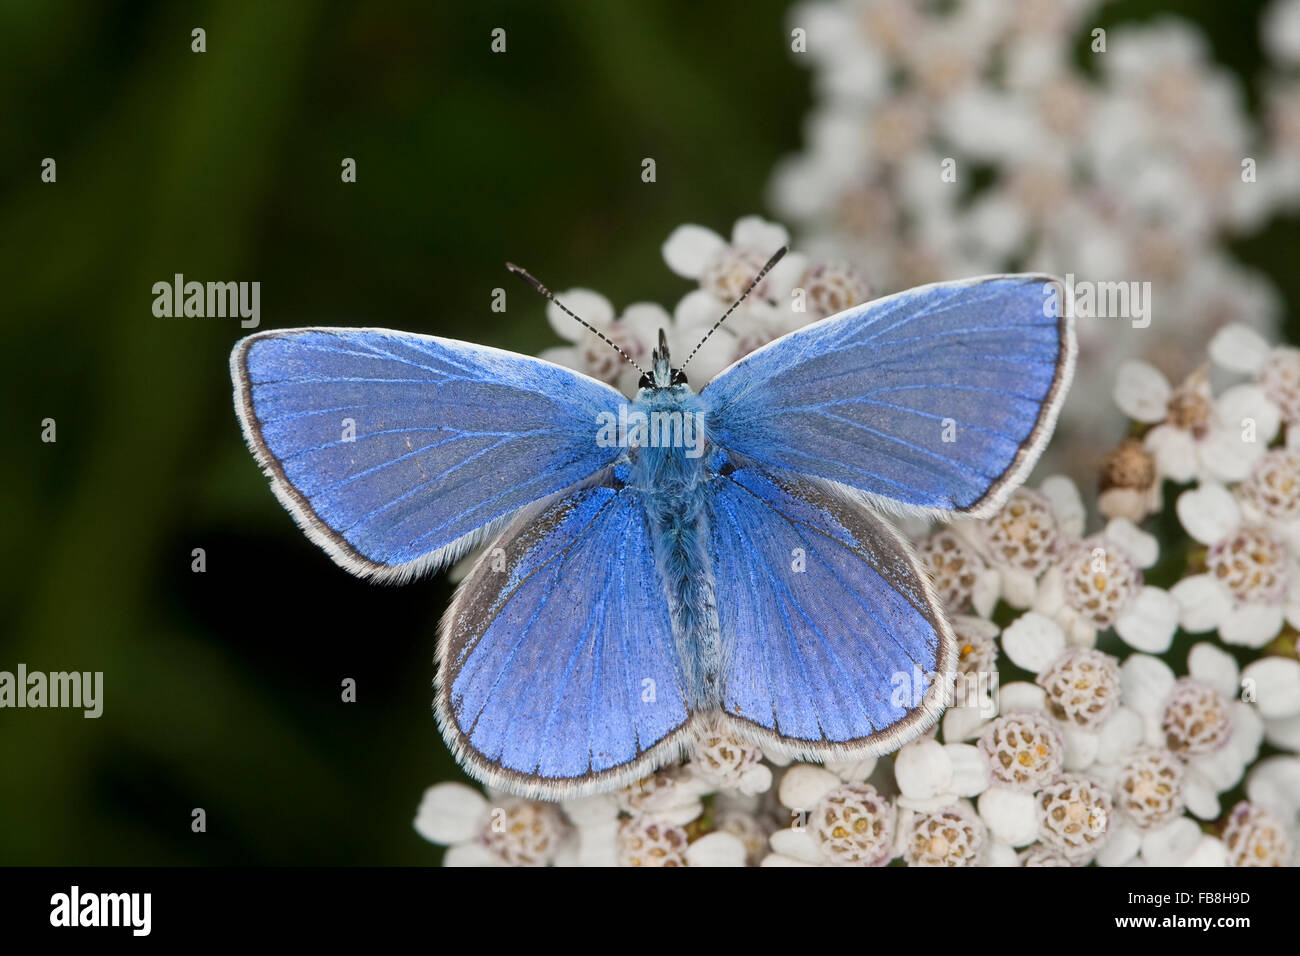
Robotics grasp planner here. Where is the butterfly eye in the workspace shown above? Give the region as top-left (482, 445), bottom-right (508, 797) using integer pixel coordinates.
top-left (671, 369), bottom-right (688, 386)
top-left (638, 373), bottom-right (654, 389)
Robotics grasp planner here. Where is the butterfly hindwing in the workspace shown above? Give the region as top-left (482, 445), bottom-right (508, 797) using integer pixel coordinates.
top-left (702, 275), bottom-right (1074, 517)
top-left (231, 328), bottom-right (625, 580)
top-left (709, 464), bottom-right (954, 757)
top-left (436, 472), bottom-right (693, 798)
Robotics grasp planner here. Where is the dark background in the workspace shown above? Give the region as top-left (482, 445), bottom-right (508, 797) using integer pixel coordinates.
top-left (1, 0), bottom-right (1294, 864)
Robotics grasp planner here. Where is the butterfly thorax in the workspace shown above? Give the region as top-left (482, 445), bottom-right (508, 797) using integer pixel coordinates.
top-left (626, 385), bottom-right (722, 709)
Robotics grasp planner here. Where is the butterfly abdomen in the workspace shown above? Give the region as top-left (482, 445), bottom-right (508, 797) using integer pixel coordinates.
top-left (628, 389), bottom-right (722, 710)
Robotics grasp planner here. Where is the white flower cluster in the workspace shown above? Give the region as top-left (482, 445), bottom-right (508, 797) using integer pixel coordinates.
top-left (415, 729), bottom-right (774, 867)
top-left (1114, 322), bottom-right (1300, 651)
top-left (413, 216), bottom-right (1300, 866)
top-left (771, 0), bottom-right (1299, 472)
top-left (537, 215), bottom-right (865, 395)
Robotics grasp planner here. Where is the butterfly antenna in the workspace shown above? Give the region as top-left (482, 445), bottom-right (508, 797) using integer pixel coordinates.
top-left (681, 245), bottom-right (787, 372)
top-left (506, 262), bottom-right (649, 377)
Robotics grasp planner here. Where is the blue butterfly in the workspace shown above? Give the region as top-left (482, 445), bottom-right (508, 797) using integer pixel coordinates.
top-left (230, 252), bottom-right (1074, 799)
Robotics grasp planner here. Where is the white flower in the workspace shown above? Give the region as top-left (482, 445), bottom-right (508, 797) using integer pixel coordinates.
top-left (777, 763), bottom-right (841, 814)
top-left (683, 831), bottom-right (749, 867)
top-left (823, 756), bottom-right (878, 782)
top-left (809, 783), bottom-right (898, 866)
top-left (894, 739), bottom-right (955, 806)
top-left (415, 783), bottom-right (488, 852)
top-left (1221, 800), bottom-right (1294, 866)
top-left (1264, 708), bottom-right (1300, 752)
top-left (1162, 678), bottom-right (1235, 759)
top-left (1241, 657), bottom-right (1300, 721)
top-left (1095, 706), bottom-right (1147, 766)
top-left (768, 767), bottom-right (898, 867)
top-left (1187, 641), bottom-right (1241, 699)
top-left (1246, 756), bottom-right (1300, 821)
top-left (945, 743), bottom-right (991, 797)
top-left (797, 259), bottom-right (874, 319)
top-left (1237, 447), bottom-right (1300, 552)
top-left (1036, 774), bottom-right (1113, 862)
top-left (960, 478), bottom-right (1080, 610)
top-left (671, 287), bottom-right (797, 379)
top-left (1095, 22), bottom-right (1250, 232)
top-left (615, 765), bottom-right (707, 826)
top-left (1245, 651), bottom-right (1300, 749)
top-left (1101, 19), bottom-right (1209, 108)
top-left (714, 797), bottom-right (776, 867)
top-left (941, 696), bottom-right (995, 745)
top-left (414, 783), bottom-right (568, 867)
top-left (1114, 748), bottom-right (1186, 831)
top-left (950, 616), bottom-right (1001, 711)
top-left (977, 711), bottom-right (1064, 791)
top-left (784, 0), bottom-right (895, 100)
top-left (557, 793), bottom-right (621, 867)
top-left (1095, 822), bottom-right (1143, 868)
top-left (539, 290), bottom-right (664, 396)
top-left (1019, 843), bottom-right (1077, 867)
top-left (1113, 362), bottom-right (1278, 484)
top-left (1000, 681), bottom-right (1050, 715)
top-left (1178, 698), bottom-right (1264, 820)
top-left (417, 96), bottom-right (1300, 861)
top-left (1210, 321), bottom-right (1300, 426)
top-left (1264, 0), bottom-right (1300, 64)
top-left (662, 216), bottom-right (805, 305)
top-left (1173, 483), bottom-right (1298, 648)
top-left (1037, 648), bottom-right (1123, 730)
top-left (1263, 80), bottom-right (1300, 211)
top-left (1032, 520), bottom-right (1176, 650)
top-left (902, 801), bottom-right (988, 867)
top-left (1140, 816), bottom-right (1202, 866)
top-left (1000, 612), bottom-right (1067, 674)
top-left (689, 727), bottom-right (773, 795)
top-left (978, 787), bottom-right (1041, 847)
top-left (917, 528), bottom-right (1000, 617)
top-left (1184, 835), bottom-right (1230, 867)
top-left (1119, 653), bottom-right (1178, 741)
top-left (617, 817), bottom-right (690, 867)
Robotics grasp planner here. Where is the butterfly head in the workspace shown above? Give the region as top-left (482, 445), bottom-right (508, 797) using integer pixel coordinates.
top-left (639, 328), bottom-right (688, 390)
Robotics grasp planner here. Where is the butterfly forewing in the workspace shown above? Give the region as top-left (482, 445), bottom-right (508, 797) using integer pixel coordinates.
top-left (702, 275), bottom-right (1074, 517)
top-left (231, 327), bottom-right (626, 581)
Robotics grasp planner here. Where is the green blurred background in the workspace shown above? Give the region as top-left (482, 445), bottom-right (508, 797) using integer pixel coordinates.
top-left (1, 0), bottom-right (1295, 865)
